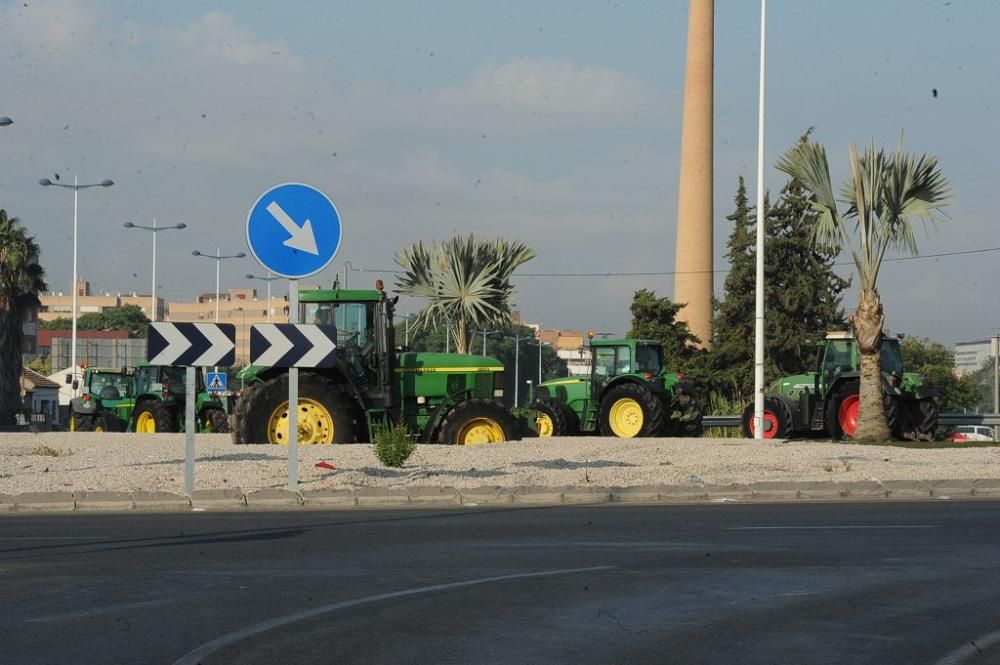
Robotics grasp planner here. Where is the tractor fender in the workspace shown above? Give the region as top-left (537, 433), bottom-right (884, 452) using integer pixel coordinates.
top-left (70, 397), bottom-right (97, 415)
top-left (915, 384), bottom-right (941, 399)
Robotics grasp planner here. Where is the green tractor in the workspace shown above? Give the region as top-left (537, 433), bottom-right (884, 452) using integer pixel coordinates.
top-left (232, 282), bottom-right (519, 445)
top-left (739, 331), bottom-right (939, 440)
top-left (130, 364), bottom-right (231, 434)
top-left (67, 365), bottom-right (230, 434)
top-left (68, 367), bottom-right (136, 432)
top-left (530, 337), bottom-right (703, 438)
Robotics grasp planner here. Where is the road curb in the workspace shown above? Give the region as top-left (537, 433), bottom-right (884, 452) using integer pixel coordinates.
top-left (7, 479), bottom-right (1000, 513)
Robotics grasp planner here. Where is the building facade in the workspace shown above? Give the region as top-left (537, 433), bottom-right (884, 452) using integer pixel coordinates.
top-left (955, 339), bottom-right (998, 376)
top-left (167, 288), bottom-right (289, 365)
top-left (38, 278), bottom-right (164, 321)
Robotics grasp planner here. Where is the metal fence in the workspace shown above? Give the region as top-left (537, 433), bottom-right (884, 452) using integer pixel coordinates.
top-left (704, 413), bottom-right (1000, 429)
top-left (50, 338), bottom-right (146, 370)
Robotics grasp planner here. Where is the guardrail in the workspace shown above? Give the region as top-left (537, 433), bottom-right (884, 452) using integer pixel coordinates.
top-left (704, 413), bottom-right (1000, 429)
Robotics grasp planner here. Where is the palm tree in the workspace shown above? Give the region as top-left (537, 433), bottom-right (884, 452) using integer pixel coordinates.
top-left (395, 235), bottom-right (536, 354)
top-left (776, 137), bottom-right (950, 440)
top-left (0, 210), bottom-right (46, 430)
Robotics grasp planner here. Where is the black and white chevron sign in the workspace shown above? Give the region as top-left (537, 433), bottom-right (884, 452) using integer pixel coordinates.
top-left (250, 324), bottom-right (337, 368)
top-left (147, 323), bottom-right (236, 367)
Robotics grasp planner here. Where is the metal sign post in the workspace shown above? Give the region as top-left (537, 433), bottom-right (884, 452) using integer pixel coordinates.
top-left (288, 279), bottom-right (299, 490)
top-left (185, 366), bottom-right (196, 495)
top-left (246, 182), bottom-right (343, 489)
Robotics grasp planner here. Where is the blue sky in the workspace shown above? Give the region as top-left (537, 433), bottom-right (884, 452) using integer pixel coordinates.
top-left (1, 0), bottom-right (996, 344)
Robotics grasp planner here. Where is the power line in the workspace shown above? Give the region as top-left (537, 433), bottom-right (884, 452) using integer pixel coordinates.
top-left (346, 245), bottom-right (1000, 279)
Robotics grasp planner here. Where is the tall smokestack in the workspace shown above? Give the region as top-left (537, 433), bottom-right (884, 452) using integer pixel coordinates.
top-left (673, 0), bottom-right (714, 347)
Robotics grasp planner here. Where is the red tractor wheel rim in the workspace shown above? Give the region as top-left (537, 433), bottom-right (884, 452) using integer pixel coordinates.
top-left (749, 410), bottom-right (779, 439)
top-left (839, 394), bottom-right (861, 438)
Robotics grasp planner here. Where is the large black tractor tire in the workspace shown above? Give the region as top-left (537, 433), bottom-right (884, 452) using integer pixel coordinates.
top-left (231, 381), bottom-right (264, 445)
top-left (530, 397), bottom-right (577, 438)
top-left (203, 408), bottom-right (231, 434)
top-left (70, 413), bottom-right (95, 432)
top-left (915, 398), bottom-right (939, 440)
top-left (133, 400), bottom-right (176, 434)
top-left (825, 380), bottom-right (859, 441)
top-left (598, 383), bottom-right (665, 438)
top-left (826, 380), bottom-right (901, 441)
top-left (663, 393), bottom-right (704, 437)
top-left (96, 412), bottom-right (123, 433)
top-left (439, 399), bottom-right (520, 445)
top-left (740, 396), bottom-right (792, 439)
top-left (240, 373), bottom-right (360, 445)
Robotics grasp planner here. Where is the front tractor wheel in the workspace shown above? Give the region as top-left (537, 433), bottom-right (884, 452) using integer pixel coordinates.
top-left (740, 397), bottom-right (791, 439)
top-left (203, 408), bottom-right (231, 434)
top-left (598, 383), bottom-right (665, 438)
top-left (531, 397), bottom-right (575, 438)
top-left (133, 401), bottom-right (175, 434)
top-left (70, 413), bottom-right (95, 432)
top-left (239, 373), bottom-right (359, 445)
top-left (915, 398), bottom-right (939, 440)
top-left (665, 393), bottom-right (704, 437)
top-left (440, 399), bottom-right (519, 445)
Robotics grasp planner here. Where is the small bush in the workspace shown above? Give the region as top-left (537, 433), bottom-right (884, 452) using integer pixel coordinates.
top-left (32, 445), bottom-right (72, 457)
top-left (372, 424), bottom-right (416, 468)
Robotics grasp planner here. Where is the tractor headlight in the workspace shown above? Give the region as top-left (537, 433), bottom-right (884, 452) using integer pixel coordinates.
top-left (494, 388), bottom-right (504, 398)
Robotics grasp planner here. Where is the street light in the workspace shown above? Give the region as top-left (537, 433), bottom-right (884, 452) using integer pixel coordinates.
top-left (39, 175), bottom-right (115, 390)
top-left (246, 272), bottom-right (280, 322)
top-left (0, 117), bottom-right (12, 127)
top-left (124, 219), bottom-right (186, 322)
top-left (343, 261), bottom-right (353, 289)
top-left (192, 248), bottom-right (246, 322)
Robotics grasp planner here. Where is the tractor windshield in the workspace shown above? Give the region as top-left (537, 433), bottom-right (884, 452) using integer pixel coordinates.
top-left (88, 372), bottom-right (128, 395)
top-left (300, 301), bottom-right (374, 346)
top-left (880, 340), bottom-right (904, 375)
top-left (635, 344), bottom-right (663, 374)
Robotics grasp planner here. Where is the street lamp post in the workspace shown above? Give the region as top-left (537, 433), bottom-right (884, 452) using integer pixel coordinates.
top-left (40, 176), bottom-right (114, 390)
top-left (192, 248), bottom-right (246, 322)
top-left (343, 261), bottom-right (353, 289)
top-left (0, 116), bottom-right (12, 127)
top-left (124, 219), bottom-right (186, 321)
top-left (246, 272), bottom-right (280, 322)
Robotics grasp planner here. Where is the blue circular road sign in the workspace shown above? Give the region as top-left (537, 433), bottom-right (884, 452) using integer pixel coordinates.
top-left (246, 183), bottom-right (343, 279)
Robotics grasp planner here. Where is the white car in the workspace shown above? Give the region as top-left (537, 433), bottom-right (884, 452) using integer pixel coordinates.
top-left (948, 425), bottom-right (996, 442)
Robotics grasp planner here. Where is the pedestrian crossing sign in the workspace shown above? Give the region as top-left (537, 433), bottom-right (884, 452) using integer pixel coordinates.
top-left (206, 372), bottom-right (227, 394)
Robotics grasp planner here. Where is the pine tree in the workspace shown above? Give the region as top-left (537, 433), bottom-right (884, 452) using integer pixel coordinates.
top-left (713, 170), bottom-right (850, 402)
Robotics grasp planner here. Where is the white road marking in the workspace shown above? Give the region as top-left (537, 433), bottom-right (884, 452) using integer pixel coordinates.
top-left (935, 627), bottom-right (1000, 665)
top-left (172, 565), bottom-right (615, 665)
top-left (728, 525), bottom-right (940, 530)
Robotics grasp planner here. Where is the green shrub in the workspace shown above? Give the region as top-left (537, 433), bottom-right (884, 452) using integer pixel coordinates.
top-left (372, 424), bottom-right (417, 468)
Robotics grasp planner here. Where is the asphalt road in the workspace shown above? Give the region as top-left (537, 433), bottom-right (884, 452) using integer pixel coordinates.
top-left (4, 502), bottom-right (1000, 665)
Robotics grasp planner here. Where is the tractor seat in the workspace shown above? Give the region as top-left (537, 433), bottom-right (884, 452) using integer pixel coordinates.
top-left (98, 385), bottom-right (121, 400)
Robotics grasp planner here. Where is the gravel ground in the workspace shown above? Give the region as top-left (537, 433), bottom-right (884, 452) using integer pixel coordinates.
top-left (1, 432), bottom-right (999, 495)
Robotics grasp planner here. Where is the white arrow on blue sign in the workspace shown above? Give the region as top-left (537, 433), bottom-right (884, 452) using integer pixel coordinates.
top-left (246, 183), bottom-right (343, 279)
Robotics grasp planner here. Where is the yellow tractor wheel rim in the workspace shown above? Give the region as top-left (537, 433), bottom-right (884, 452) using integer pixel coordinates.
top-left (457, 417), bottom-right (505, 445)
top-left (609, 397), bottom-right (643, 438)
top-left (267, 398), bottom-right (335, 445)
top-left (69, 415), bottom-right (77, 432)
top-left (136, 411), bottom-right (157, 433)
top-left (535, 412), bottom-right (554, 437)
top-left (94, 422), bottom-right (105, 433)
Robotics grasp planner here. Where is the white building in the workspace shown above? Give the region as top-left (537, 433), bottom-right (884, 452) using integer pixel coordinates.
top-left (955, 339), bottom-right (997, 376)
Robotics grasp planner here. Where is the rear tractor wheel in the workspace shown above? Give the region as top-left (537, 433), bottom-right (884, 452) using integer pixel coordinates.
top-left (70, 413), bottom-right (95, 432)
top-left (133, 400), bottom-right (176, 434)
top-left (598, 383), bottom-right (665, 438)
top-left (240, 373), bottom-right (359, 445)
top-left (203, 408), bottom-right (231, 434)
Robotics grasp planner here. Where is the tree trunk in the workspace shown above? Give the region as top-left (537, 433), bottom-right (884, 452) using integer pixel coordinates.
top-left (455, 318), bottom-right (469, 354)
top-left (0, 307), bottom-right (24, 431)
top-left (851, 287), bottom-right (890, 441)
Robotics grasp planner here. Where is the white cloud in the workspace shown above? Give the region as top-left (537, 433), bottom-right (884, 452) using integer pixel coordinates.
top-left (0, 0), bottom-right (101, 56)
top-left (159, 11), bottom-right (304, 70)
top-left (424, 58), bottom-right (673, 132)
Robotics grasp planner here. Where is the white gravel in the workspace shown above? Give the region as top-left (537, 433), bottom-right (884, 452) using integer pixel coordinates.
top-left (1, 432), bottom-right (999, 495)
